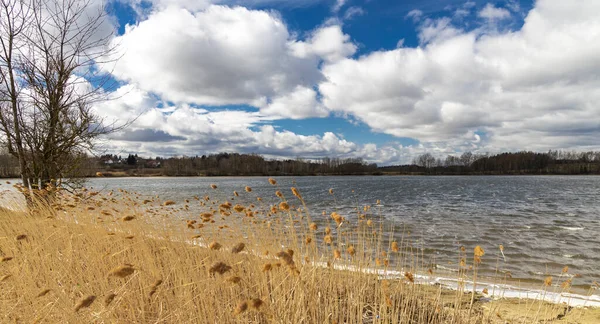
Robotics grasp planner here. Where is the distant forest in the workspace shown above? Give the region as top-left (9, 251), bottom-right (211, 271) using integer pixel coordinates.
top-left (1, 150), bottom-right (600, 178)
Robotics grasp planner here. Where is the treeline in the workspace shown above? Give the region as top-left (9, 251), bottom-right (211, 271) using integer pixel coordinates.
top-left (2, 150), bottom-right (600, 178)
top-left (94, 153), bottom-right (378, 176)
top-left (382, 150), bottom-right (600, 175)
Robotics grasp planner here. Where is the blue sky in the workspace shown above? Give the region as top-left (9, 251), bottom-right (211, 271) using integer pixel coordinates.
top-left (95, 0), bottom-right (600, 165)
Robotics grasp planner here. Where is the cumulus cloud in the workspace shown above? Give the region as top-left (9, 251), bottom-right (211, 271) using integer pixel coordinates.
top-left (478, 3), bottom-right (511, 21)
top-left (291, 24), bottom-right (357, 63)
top-left (319, 0), bottom-right (600, 153)
top-left (105, 5), bottom-right (354, 118)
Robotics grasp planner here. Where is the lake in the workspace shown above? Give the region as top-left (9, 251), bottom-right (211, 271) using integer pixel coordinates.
top-left (3, 175), bottom-right (600, 294)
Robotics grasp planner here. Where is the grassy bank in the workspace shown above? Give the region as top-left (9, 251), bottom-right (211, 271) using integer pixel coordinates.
top-left (0, 180), bottom-right (598, 323)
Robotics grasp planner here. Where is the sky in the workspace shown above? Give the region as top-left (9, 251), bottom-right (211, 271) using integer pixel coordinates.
top-left (91, 0), bottom-right (600, 165)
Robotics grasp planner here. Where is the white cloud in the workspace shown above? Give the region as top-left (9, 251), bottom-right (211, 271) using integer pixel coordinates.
top-left (319, 0), bottom-right (600, 153)
top-left (260, 86), bottom-right (329, 119)
top-left (406, 9), bottom-right (423, 22)
top-left (291, 25), bottom-right (357, 63)
top-left (332, 0), bottom-right (346, 13)
top-left (478, 3), bottom-right (511, 21)
top-left (343, 6), bottom-right (365, 20)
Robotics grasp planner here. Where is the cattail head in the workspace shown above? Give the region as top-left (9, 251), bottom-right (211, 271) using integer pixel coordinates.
top-left (233, 191), bottom-right (239, 197)
top-left (37, 289), bottom-right (51, 297)
top-left (104, 293), bottom-right (116, 306)
top-left (210, 184), bottom-right (217, 189)
top-left (74, 295), bottom-right (96, 312)
top-left (333, 249), bottom-right (341, 259)
top-left (474, 245), bottom-right (485, 264)
top-left (404, 272), bottom-right (415, 283)
top-left (109, 265), bottom-right (135, 278)
top-left (231, 243), bottom-right (245, 254)
top-left (544, 276), bottom-right (553, 287)
top-left (234, 301), bottom-right (248, 315)
top-left (209, 262), bottom-right (232, 275)
top-left (391, 242), bottom-right (399, 252)
top-left (268, 178), bottom-right (277, 185)
top-left (291, 187), bottom-right (301, 199)
top-left (226, 276), bottom-right (242, 284)
top-left (331, 212), bottom-right (344, 225)
top-left (347, 245), bottom-right (356, 256)
top-left (275, 191), bottom-right (283, 198)
top-left (122, 215), bottom-right (135, 222)
top-left (250, 298), bottom-right (264, 310)
top-left (163, 200), bottom-right (176, 206)
top-left (245, 186), bottom-right (252, 192)
top-left (279, 202), bottom-right (290, 211)
top-left (276, 251), bottom-right (294, 267)
top-left (209, 242), bottom-right (222, 250)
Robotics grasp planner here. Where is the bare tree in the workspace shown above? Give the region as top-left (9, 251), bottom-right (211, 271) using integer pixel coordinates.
top-left (0, 0), bottom-right (121, 198)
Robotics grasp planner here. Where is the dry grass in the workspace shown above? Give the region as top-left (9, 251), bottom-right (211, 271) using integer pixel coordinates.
top-left (0, 179), bottom-right (597, 323)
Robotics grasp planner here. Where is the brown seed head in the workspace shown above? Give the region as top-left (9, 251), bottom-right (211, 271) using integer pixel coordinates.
top-left (562, 266), bottom-right (569, 274)
top-left (36, 289), bottom-right (51, 297)
top-left (324, 235), bottom-right (333, 244)
top-left (163, 200), bottom-right (176, 206)
top-left (329, 188), bottom-right (334, 195)
top-left (275, 191), bottom-right (283, 198)
top-left (104, 293), bottom-right (116, 306)
top-left (391, 242), bottom-right (399, 252)
top-left (16, 234), bottom-right (27, 241)
top-left (325, 227), bottom-right (332, 235)
top-left (333, 249), bottom-right (341, 259)
top-left (245, 186), bottom-right (252, 192)
top-left (209, 262), bottom-right (232, 275)
top-left (233, 191), bottom-right (239, 197)
top-left (122, 215), bottom-right (135, 222)
top-left (209, 242), bottom-right (222, 250)
top-left (234, 301), bottom-right (248, 315)
top-left (226, 276), bottom-right (242, 284)
top-left (404, 272), bottom-right (415, 283)
top-left (268, 178), bottom-right (277, 185)
top-left (331, 212), bottom-right (344, 225)
top-left (74, 295), bottom-right (96, 312)
top-left (279, 202), bottom-right (290, 211)
top-left (210, 184), bottom-right (217, 189)
top-left (109, 265), bottom-right (135, 278)
top-left (262, 263), bottom-right (273, 272)
top-left (291, 187), bottom-right (301, 198)
top-left (233, 204), bottom-right (245, 213)
top-left (231, 243), bottom-right (245, 254)
top-left (250, 298), bottom-right (264, 310)
top-left (347, 245), bottom-right (356, 256)
top-left (276, 251), bottom-right (295, 266)
top-left (544, 276), bottom-right (553, 287)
